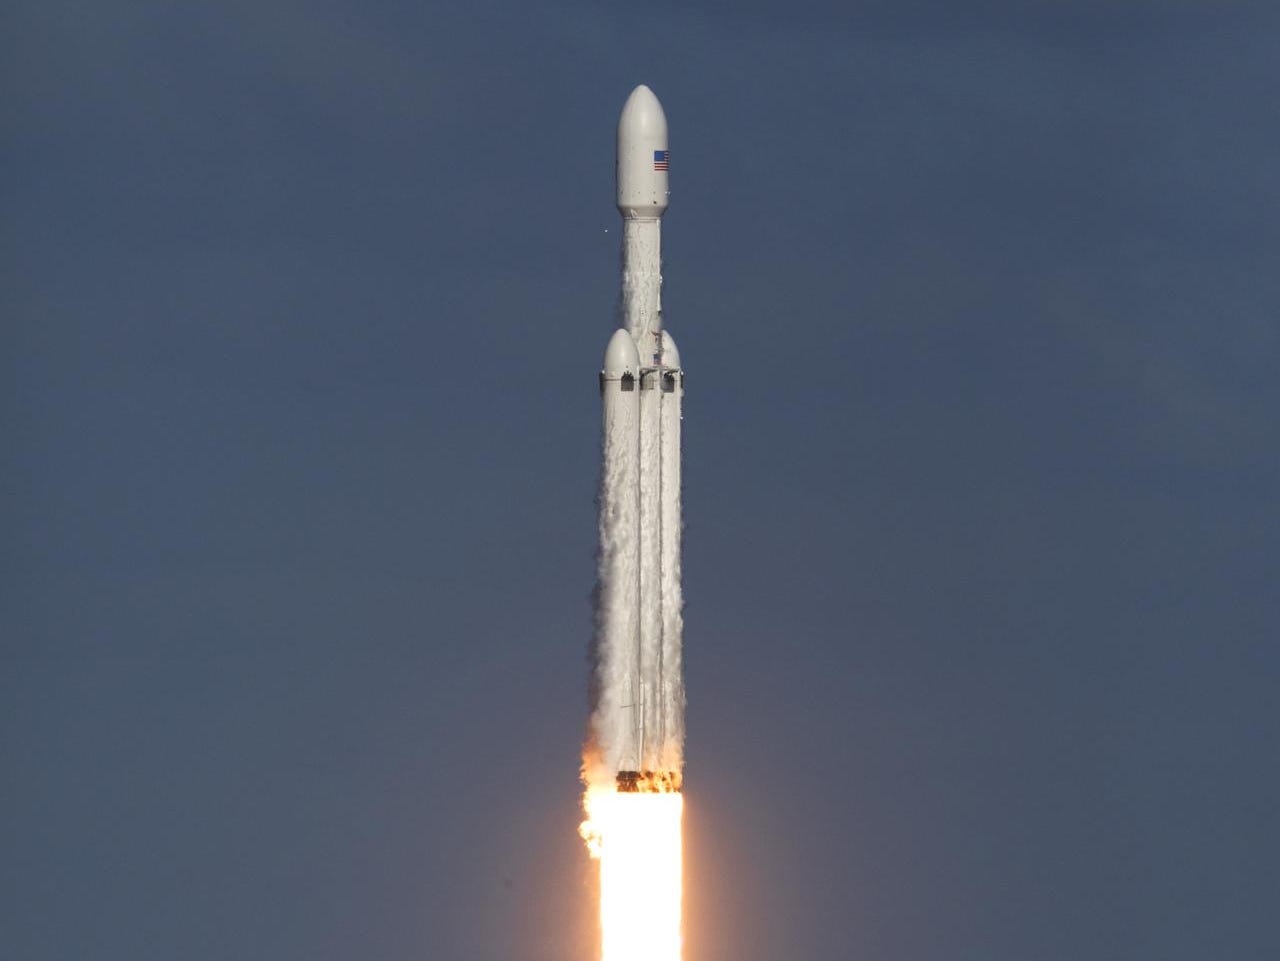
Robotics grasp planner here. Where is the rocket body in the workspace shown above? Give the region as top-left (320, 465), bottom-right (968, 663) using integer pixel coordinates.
top-left (596, 86), bottom-right (684, 792)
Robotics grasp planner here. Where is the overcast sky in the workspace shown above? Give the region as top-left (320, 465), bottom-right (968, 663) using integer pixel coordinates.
top-left (4, 2), bottom-right (1278, 959)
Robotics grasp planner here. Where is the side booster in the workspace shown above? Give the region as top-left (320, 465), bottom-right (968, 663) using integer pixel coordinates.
top-left (599, 85), bottom-right (685, 794)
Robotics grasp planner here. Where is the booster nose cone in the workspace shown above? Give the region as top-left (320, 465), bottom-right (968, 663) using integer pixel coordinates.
top-left (602, 328), bottom-right (640, 378)
top-left (617, 84), bottom-right (669, 218)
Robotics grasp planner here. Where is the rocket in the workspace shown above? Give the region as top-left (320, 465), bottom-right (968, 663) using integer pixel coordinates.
top-left (597, 85), bottom-right (685, 794)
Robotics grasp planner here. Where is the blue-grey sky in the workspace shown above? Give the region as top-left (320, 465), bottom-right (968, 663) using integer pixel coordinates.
top-left (4, 2), bottom-right (1277, 959)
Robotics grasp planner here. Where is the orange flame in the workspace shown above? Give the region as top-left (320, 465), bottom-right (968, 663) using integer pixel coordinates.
top-left (580, 781), bottom-right (683, 961)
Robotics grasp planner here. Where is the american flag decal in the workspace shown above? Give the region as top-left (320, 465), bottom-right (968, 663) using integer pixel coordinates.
top-left (653, 149), bottom-right (669, 171)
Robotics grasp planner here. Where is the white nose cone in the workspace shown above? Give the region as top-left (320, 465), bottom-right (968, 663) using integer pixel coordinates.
top-left (602, 327), bottom-right (640, 378)
top-left (617, 85), bottom-right (669, 218)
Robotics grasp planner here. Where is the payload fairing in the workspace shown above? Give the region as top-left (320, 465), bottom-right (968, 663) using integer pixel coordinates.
top-left (596, 85), bottom-right (685, 794)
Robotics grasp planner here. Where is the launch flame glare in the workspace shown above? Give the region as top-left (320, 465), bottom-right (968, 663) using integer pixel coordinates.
top-left (581, 786), bottom-right (684, 961)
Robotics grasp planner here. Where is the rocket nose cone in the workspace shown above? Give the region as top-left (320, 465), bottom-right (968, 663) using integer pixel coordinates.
top-left (602, 328), bottom-right (640, 376)
top-left (617, 84), bottom-right (669, 216)
top-left (619, 84), bottom-right (667, 139)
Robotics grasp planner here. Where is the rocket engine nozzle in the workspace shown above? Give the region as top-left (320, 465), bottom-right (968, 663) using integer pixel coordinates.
top-left (615, 770), bottom-right (683, 794)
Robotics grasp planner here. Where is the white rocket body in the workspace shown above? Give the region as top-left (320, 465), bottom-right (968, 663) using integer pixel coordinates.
top-left (596, 86), bottom-right (684, 791)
